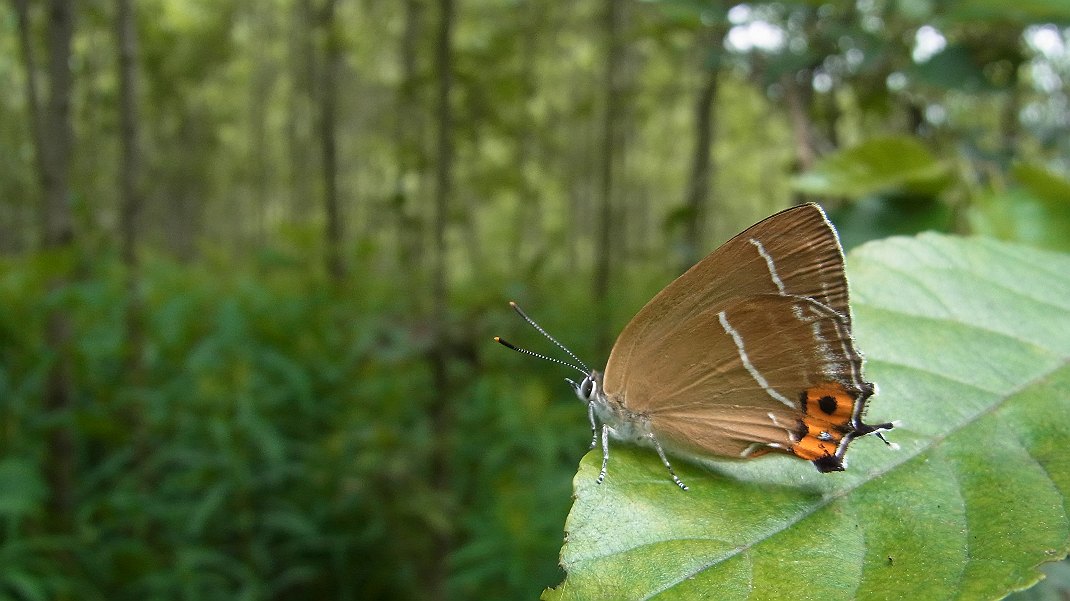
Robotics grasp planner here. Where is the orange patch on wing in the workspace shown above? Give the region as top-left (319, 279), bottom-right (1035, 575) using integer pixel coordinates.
top-left (789, 382), bottom-right (857, 462)
top-left (791, 433), bottom-right (840, 462)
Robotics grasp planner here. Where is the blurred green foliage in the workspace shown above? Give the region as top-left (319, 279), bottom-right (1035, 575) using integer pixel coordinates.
top-left (968, 163), bottom-right (1070, 252)
top-left (0, 253), bottom-right (592, 599)
top-left (2, 0), bottom-right (1070, 598)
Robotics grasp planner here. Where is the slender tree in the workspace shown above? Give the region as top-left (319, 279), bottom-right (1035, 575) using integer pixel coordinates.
top-left (319, 0), bottom-right (345, 282)
top-left (593, 0), bottom-right (621, 355)
top-left (13, 0), bottom-right (45, 187)
top-left (782, 70), bottom-right (817, 173)
top-left (117, 0), bottom-right (142, 271)
top-left (680, 27), bottom-right (725, 271)
top-left (247, 4), bottom-right (276, 247)
top-left (13, 0), bottom-right (77, 526)
top-left (510, 0), bottom-right (543, 268)
top-left (393, 0), bottom-right (426, 273)
top-left (115, 0), bottom-right (149, 455)
top-left (428, 0), bottom-right (455, 597)
top-left (288, 0), bottom-right (317, 225)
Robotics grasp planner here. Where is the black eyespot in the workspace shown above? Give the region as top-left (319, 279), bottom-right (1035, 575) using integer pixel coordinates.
top-left (819, 395), bottom-right (837, 415)
top-left (580, 377), bottom-right (595, 400)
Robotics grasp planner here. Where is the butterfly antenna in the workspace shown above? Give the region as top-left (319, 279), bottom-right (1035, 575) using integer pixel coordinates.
top-left (507, 301), bottom-right (591, 372)
top-left (494, 337), bottom-right (589, 377)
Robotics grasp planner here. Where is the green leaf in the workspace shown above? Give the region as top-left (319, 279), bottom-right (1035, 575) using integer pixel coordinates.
top-left (792, 136), bottom-right (952, 200)
top-left (941, 0), bottom-right (1070, 23)
top-left (968, 164), bottom-right (1070, 253)
top-left (1016, 163), bottom-right (1070, 205)
top-left (910, 44), bottom-right (1009, 92)
top-left (0, 458), bottom-right (46, 518)
top-left (544, 235), bottom-right (1070, 600)
top-left (828, 196), bottom-right (954, 251)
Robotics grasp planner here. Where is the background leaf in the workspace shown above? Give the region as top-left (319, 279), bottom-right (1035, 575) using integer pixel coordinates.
top-left (544, 234), bottom-right (1070, 600)
top-left (0, 458), bottom-right (46, 518)
top-left (941, 0), bottom-right (1070, 23)
top-left (827, 196), bottom-right (955, 250)
top-left (968, 164), bottom-right (1070, 253)
top-left (791, 136), bottom-right (953, 200)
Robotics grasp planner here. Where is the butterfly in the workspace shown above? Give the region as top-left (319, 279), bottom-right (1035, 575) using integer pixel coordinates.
top-left (497, 203), bottom-right (895, 490)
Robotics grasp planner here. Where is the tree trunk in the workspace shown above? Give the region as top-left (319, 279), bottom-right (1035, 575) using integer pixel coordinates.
top-left (782, 70), bottom-right (817, 174)
top-left (13, 0), bottom-right (46, 189)
top-left (680, 66), bottom-right (720, 271)
top-left (319, 0), bottom-right (345, 282)
top-left (510, 0), bottom-right (542, 268)
top-left (287, 0), bottom-right (317, 226)
top-left (248, 5), bottom-right (274, 249)
top-left (428, 0), bottom-right (455, 598)
top-left (393, 0), bottom-right (425, 275)
top-left (115, 0), bottom-right (148, 453)
top-left (14, 0), bottom-right (77, 528)
top-left (42, 2), bottom-right (75, 248)
top-left (593, 0), bottom-right (621, 356)
top-left (44, 0), bottom-right (76, 525)
top-left (117, 0), bottom-right (142, 270)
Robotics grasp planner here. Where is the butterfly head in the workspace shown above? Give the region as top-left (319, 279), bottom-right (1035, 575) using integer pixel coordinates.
top-left (571, 370), bottom-right (604, 405)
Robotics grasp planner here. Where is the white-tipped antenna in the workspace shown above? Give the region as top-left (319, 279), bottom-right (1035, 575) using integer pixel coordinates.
top-left (506, 301), bottom-right (590, 373)
top-left (494, 337), bottom-right (589, 378)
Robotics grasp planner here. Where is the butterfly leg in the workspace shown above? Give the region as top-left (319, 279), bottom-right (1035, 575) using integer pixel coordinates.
top-left (587, 402), bottom-right (599, 449)
top-left (596, 424), bottom-right (610, 484)
top-left (649, 434), bottom-right (689, 491)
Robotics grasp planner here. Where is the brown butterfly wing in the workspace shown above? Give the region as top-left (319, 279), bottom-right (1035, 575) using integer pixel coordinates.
top-left (611, 294), bottom-right (871, 464)
top-left (603, 203), bottom-right (850, 400)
